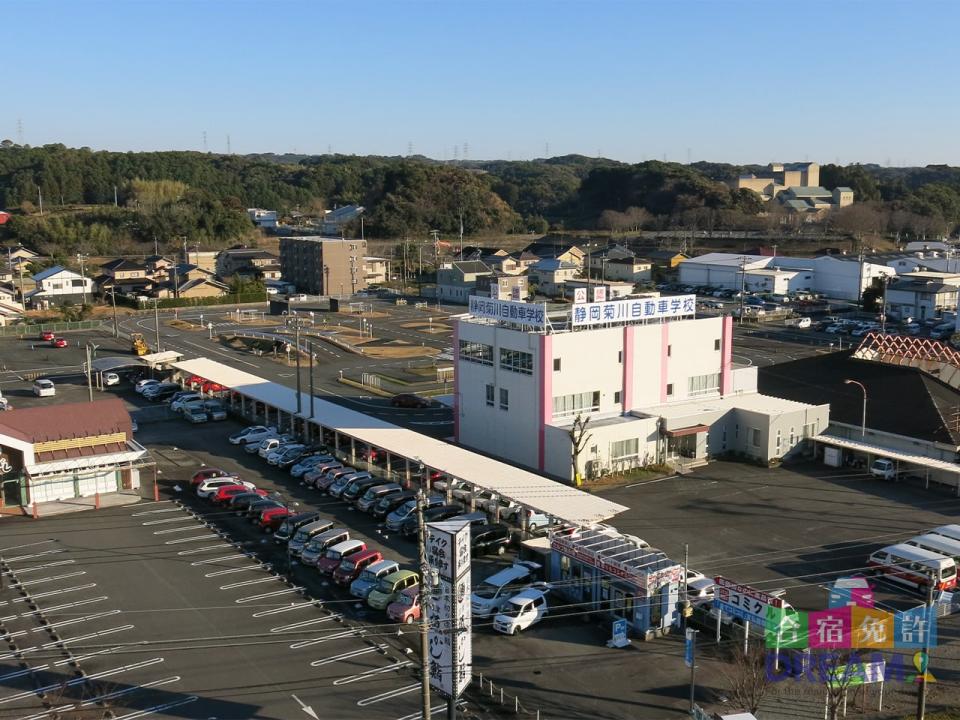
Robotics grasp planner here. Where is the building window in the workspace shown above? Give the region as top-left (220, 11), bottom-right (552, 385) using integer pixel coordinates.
top-left (553, 358), bottom-right (561, 372)
top-left (789, 427), bottom-right (795, 445)
top-left (614, 391), bottom-right (621, 404)
top-left (687, 373), bottom-right (720, 397)
top-left (714, 338), bottom-right (721, 351)
top-left (618, 350), bottom-right (622, 363)
top-left (458, 340), bottom-right (493, 366)
top-left (552, 391), bottom-right (601, 419)
top-left (776, 429), bottom-right (782, 453)
top-left (667, 345), bottom-right (672, 357)
top-left (751, 428), bottom-right (761, 447)
top-left (666, 383), bottom-right (673, 396)
top-left (499, 388), bottom-right (509, 411)
top-left (499, 348), bottom-right (533, 375)
top-left (485, 384), bottom-right (494, 407)
top-left (610, 438), bottom-right (639, 461)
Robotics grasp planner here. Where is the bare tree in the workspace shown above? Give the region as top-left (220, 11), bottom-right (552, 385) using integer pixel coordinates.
top-left (815, 651), bottom-right (860, 720)
top-left (568, 413), bottom-right (593, 487)
top-left (723, 643), bottom-right (774, 715)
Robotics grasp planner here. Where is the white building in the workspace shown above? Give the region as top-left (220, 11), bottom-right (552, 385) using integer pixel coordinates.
top-left (454, 297), bottom-right (828, 482)
top-left (678, 253), bottom-right (896, 301)
top-left (363, 256), bottom-right (390, 285)
top-left (247, 208), bottom-right (278, 229)
top-left (885, 272), bottom-right (960, 322)
top-left (26, 265), bottom-right (94, 308)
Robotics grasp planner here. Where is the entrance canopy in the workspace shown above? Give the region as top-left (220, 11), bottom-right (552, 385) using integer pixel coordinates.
top-left (171, 357), bottom-right (628, 527)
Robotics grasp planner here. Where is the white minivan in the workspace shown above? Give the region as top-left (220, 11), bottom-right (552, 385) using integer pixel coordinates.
top-left (493, 587), bottom-right (549, 635)
top-left (32, 379), bottom-right (55, 397)
top-left (869, 458), bottom-right (896, 480)
top-left (471, 562), bottom-right (540, 618)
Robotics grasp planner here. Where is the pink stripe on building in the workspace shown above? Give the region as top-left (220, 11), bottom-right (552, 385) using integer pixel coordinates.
top-left (659, 322), bottom-right (670, 403)
top-left (538, 334), bottom-right (553, 471)
top-left (452, 321), bottom-right (460, 441)
top-left (622, 325), bottom-right (634, 411)
top-left (720, 315), bottom-right (733, 395)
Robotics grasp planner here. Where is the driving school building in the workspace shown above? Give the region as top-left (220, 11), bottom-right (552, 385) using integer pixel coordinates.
top-left (0, 398), bottom-right (151, 512)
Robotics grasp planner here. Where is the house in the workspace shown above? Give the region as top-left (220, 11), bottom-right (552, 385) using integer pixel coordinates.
top-left (591, 255), bottom-right (653, 283)
top-left (476, 272), bottom-right (528, 302)
top-left (25, 266), bottom-right (94, 308)
top-left (482, 254), bottom-right (524, 275)
top-left (154, 264), bottom-right (229, 299)
top-left (642, 249), bottom-right (689, 269)
top-left (96, 258), bottom-right (152, 295)
top-left (0, 284), bottom-right (23, 326)
top-left (216, 248), bottom-right (281, 280)
top-left (457, 246), bottom-right (508, 262)
top-left (363, 257), bottom-right (390, 285)
top-left (4, 245), bottom-right (39, 266)
top-left (884, 272), bottom-right (960, 322)
top-left (247, 208), bottom-right (278, 229)
top-left (522, 241), bottom-right (585, 268)
top-left (322, 205), bottom-right (365, 236)
top-left (435, 261), bottom-right (492, 304)
top-left (144, 255), bottom-right (174, 279)
top-left (173, 276), bottom-right (231, 299)
top-left (528, 258), bottom-right (581, 297)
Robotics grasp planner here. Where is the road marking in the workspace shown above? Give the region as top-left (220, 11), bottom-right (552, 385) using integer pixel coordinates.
top-left (0, 664), bottom-right (48, 681)
top-left (357, 683), bottom-right (420, 706)
top-left (0, 656), bottom-right (162, 704)
top-left (15, 571), bottom-right (86, 586)
top-left (29, 596), bottom-right (108, 616)
top-left (130, 503), bottom-right (176, 516)
top-left (142, 515), bottom-right (195, 525)
top-left (396, 706), bottom-right (447, 720)
top-left (252, 601), bottom-right (318, 617)
top-left (625, 475), bottom-right (678, 488)
top-left (55, 645), bottom-right (124, 665)
top-left (219, 576), bottom-right (279, 590)
top-left (0, 539), bottom-right (55, 553)
top-left (31, 609), bottom-right (122, 632)
top-left (190, 553), bottom-right (248, 565)
top-left (310, 644), bottom-right (386, 667)
top-left (334, 660), bottom-right (413, 685)
top-left (205, 565), bottom-right (269, 578)
top-left (13, 559), bottom-right (76, 574)
top-left (236, 587), bottom-right (303, 603)
top-left (165, 534), bottom-right (217, 544)
top-left (273, 615), bottom-right (344, 634)
top-left (152, 525), bottom-right (206, 535)
top-left (112, 696), bottom-right (199, 719)
top-left (4, 549), bottom-right (66, 563)
top-left (178, 544), bottom-right (231, 556)
top-left (10, 583), bottom-right (97, 603)
top-left (19, 676), bottom-right (183, 720)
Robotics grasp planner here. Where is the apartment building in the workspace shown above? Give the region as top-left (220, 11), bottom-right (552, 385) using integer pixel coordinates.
top-left (278, 236), bottom-right (367, 296)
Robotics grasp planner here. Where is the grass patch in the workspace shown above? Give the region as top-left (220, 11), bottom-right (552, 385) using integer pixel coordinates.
top-left (168, 319), bottom-right (199, 330)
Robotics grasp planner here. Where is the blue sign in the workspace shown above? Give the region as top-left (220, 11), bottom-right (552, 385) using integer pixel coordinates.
top-left (612, 619), bottom-right (628, 646)
top-left (684, 628), bottom-right (696, 668)
top-left (572, 294), bottom-right (696, 328)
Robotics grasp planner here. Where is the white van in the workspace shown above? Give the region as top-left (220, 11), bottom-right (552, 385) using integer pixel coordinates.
top-left (906, 533), bottom-right (960, 563)
top-left (869, 459), bottom-right (896, 480)
top-left (493, 587), bottom-right (549, 635)
top-left (785, 317), bottom-right (812, 329)
top-left (930, 524), bottom-right (960, 544)
top-left (867, 543), bottom-right (957, 592)
top-left (470, 562), bottom-right (540, 618)
top-left (32, 379), bottom-right (55, 397)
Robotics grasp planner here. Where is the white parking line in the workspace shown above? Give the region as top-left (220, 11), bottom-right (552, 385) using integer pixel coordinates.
top-left (357, 682), bottom-right (419, 707)
top-left (112, 695), bottom-right (199, 719)
top-left (310, 644), bottom-right (386, 667)
top-left (0, 657), bottom-right (163, 704)
top-left (205, 565), bottom-right (270, 578)
top-left (15, 571), bottom-right (86, 586)
top-left (153, 525), bottom-right (206, 535)
top-left (273, 616), bottom-right (344, 634)
top-left (334, 660), bottom-right (413, 685)
top-left (190, 553), bottom-right (248, 565)
top-left (142, 515), bottom-right (195, 525)
top-left (251, 601), bottom-right (318, 617)
top-left (165, 534), bottom-right (218, 545)
top-left (31, 609), bottom-right (121, 632)
top-left (4, 548), bottom-right (66, 563)
top-left (235, 587), bottom-right (303, 603)
top-left (10, 559), bottom-right (76, 574)
top-left (396, 706), bottom-right (446, 720)
top-left (10, 583), bottom-right (97, 603)
top-left (18, 676), bottom-right (183, 720)
top-left (219, 576), bottom-right (278, 590)
top-left (0, 664), bottom-right (48, 681)
top-left (24, 596), bottom-right (108, 616)
top-left (178, 544), bottom-right (233, 556)
top-left (131, 505), bottom-right (177, 516)
top-left (55, 645), bottom-right (124, 665)
top-left (0, 539), bottom-right (55, 553)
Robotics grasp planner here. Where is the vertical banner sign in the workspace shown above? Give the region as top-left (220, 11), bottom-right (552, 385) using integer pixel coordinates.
top-left (426, 520), bottom-right (472, 699)
top-left (593, 286), bottom-right (606, 303)
top-left (573, 287), bottom-right (587, 304)
top-left (684, 627), bottom-right (696, 668)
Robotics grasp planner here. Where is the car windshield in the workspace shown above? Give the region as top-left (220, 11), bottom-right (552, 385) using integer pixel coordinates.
top-left (325, 549), bottom-right (342, 560)
top-left (377, 577), bottom-right (396, 592)
top-left (339, 559), bottom-right (357, 571)
top-left (358, 570), bottom-right (379, 583)
top-left (473, 583), bottom-right (500, 600)
top-left (361, 489), bottom-right (377, 500)
top-left (293, 530), bottom-right (308, 542)
top-left (501, 601), bottom-right (526, 618)
top-left (397, 593), bottom-right (416, 607)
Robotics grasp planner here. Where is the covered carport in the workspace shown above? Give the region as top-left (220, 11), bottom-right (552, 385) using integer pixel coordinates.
top-left (169, 357), bottom-right (627, 527)
top-left (90, 351), bottom-right (183, 390)
top-left (812, 434), bottom-right (960, 495)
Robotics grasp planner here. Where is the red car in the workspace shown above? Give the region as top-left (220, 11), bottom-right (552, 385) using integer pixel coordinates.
top-left (257, 505), bottom-right (292, 531)
top-left (316, 540), bottom-right (366, 575)
top-left (51, 338), bottom-right (67, 348)
top-left (191, 467), bottom-right (232, 487)
top-left (186, 375), bottom-right (205, 387)
top-left (211, 485), bottom-right (263, 504)
top-left (332, 549), bottom-right (383, 586)
top-left (40, 331), bottom-right (55, 341)
top-left (202, 381), bottom-right (227, 394)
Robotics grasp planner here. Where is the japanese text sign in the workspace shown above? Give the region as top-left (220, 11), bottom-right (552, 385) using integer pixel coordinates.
top-left (571, 294), bottom-right (695, 328)
top-left (468, 296), bottom-right (546, 329)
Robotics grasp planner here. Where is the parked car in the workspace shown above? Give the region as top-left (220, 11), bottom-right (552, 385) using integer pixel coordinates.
top-left (372, 490), bottom-right (417, 519)
top-left (385, 496), bottom-right (444, 531)
top-left (103, 372), bottom-right (121, 386)
top-left (287, 519), bottom-right (337, 557)
top-left (191, 467), bottom-right (233, 486)
top-left (390, 393), bottom-right (432, 409)
top-left (144, 383), bottom-right (180, 401)
top-left (367, 570), bottom-right (419, 610)
top-left (274, 445), bottom-right (308, 468)
top-left (341, 476), bottom-right (382, 503)
top-left (135, 378), bottom-right (160, 394)
top-left (211, 485), bottom-right (263, 504)
top-left (687, 576), bottom-right (715, 605)
top-left (288, 293), bottom-right (308, 302)
top-left (870, 458), bottom-right (896, 480)
top-left (244, 498), bottom-right (284, 520)
top-left (229, 425), bottom-right (277, 445)
top-left (257, 505), bottom-right (292, 531)
top-left (259, 437), bottom-right (294, 459)
top-left (328, 470), bottom-right (369, 498)
top-left (170, 392), bottom-right (202, 412)
top-left (32, 379), bottom-right (55, 397)
top-left (197, 478), bottom-right (255, 499)
top-left (300, 528), bottom-right (351, 567)
top-left (201, 400), bottom-right (228, 421)
top-left (493, 586), bottom-right (550, 635)
top-left (51, 337), bottom-right (68, 348)
top-left (400, 504), bottom-right (463, 538)
top-left (40, 330), bottom-right (55, 341)
top-left (350, 559), bottom-right (401, 599)
top-left (274, 511), bottom-right (323, 544)
top-left (332, 548), bottom-right (383, 585)
top-left (183, 406), bottom-right (208, 424)
top-left (387, 585), bottom-right (421, 624)
top-left (305, 462), bottom-right (345, 489)
top-left (471, 563), bottom-right (541, 618)
top-left (357, 483), bottom-right (403, 513)
top-left (228, 492), bottom-right (272, 512)
top-left (291, 454), bottom-right (333, 478)
top-left (471, 524), bottom-right (512, 556)
top-left (267, 443), bottom-right (305, 466)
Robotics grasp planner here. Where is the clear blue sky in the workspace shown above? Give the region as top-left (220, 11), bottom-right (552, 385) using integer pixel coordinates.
top-left (4, 0), bottom-right (958, 165)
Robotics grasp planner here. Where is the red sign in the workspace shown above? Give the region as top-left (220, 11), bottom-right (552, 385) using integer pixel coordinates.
top-left (714, 575), bottom-right (784, 609)
top-left (0, 211), bottom-right (10, 225)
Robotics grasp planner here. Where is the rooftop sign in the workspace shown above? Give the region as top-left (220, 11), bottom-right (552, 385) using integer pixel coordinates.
top-left (572, 294), bottom-right (696, 328)
top-left (468, 296), bottom-right (546, 329)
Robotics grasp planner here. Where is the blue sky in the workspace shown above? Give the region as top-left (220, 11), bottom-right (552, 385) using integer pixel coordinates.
top-left (3, 0), bottom-right (958, 165)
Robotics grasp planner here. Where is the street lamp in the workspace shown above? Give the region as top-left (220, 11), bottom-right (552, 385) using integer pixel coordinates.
top-left (844, 379), bottom-right (867, 437)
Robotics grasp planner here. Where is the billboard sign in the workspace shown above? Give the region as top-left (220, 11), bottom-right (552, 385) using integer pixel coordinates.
top-left (713, 576), bottom-right (785, 630)
top-left (573, 287), bottom-right (587, 304)
top-left (571, 294), bottom-right (696, 328)
top-left (593, 286), bottom-right (606, 303)
top-left (427, 520), bottom-right (472, 699)
top-left (468, 296), bottom-right (546, 329)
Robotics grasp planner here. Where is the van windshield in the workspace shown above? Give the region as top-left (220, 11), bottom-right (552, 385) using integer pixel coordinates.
top-left (377, 577), bottom-right (397, 592)
top-left (942, 565), bottom-right (957, 579)
top-left (339, 559), bottom-right (356, 571)
top-left (501, 601), bottom-right (526, 618)
top-left (292, 530), bottom-right (308, 542)
top-left (474, 582), bottom-right (500, 600)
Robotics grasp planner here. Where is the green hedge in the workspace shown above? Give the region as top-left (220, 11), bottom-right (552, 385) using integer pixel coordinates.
top-left (115, 292), bottom-right (267, 310)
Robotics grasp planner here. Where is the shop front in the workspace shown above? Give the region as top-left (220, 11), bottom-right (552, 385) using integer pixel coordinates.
top-left (549, 527), bottom-right (683, 639)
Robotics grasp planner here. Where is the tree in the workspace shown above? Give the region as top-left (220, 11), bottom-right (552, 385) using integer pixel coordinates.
top-left (723, 643), bottom-right (773, 715)
top-left (568, 413), bottom-right (593, 487)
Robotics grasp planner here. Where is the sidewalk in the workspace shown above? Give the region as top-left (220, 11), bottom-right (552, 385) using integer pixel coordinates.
top-left (2, 492), bottom-right (143, 518)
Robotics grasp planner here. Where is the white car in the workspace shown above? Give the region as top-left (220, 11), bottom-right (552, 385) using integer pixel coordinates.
top-left (135, 379), bottom-right (160, 394)
top-left (493, 587), bottom-right (549, 635)
top-left (131, 418), bottom-right (138, 433)
top-left (229, 425), bottom-right (276, 445)
top-left (32, 379), bottom-right (55, 397)
top-left (196, 478), bottom-right (255, 498)
top-left (267, 444), bottom-right (305, 465)
top-left (104, 372), bottom-right (121, 386)
top-left (171, 393), bottom-right (203, 412)
top-left (288, 293), bottom-right (308, 302)
top-left (266, 286), bottom-right (279, 295)
top-left (258, 437), bottom-right (291, 458)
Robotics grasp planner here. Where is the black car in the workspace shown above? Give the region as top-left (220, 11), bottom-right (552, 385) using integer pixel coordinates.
top-left (245, 498), bottom-right (283, 520)
top-left (274, 511), bottom-right (324, 543)
top-left (144, 383), bottom-right (180, 402)
top-left (341, 476), bottom-right (382, 503)
top-left (372, 490), bottom-right (417, 519)
top-left (471, 524), bottom-right (512, 556)
top-left (400, 504), bottom-right (462, 538)
top-left (229, 492), bottom-right (268, 511)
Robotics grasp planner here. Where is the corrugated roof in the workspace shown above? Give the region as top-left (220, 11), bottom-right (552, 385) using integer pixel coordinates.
top-left (0, 398), bottom-right (131, 445)
top-left (171, 358), bottom-right (628, 526)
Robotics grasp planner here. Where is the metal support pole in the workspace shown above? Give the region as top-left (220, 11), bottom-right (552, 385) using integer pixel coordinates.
top-left (110, 287), bottom-right (118, 338)
top-left (308, 340), bottom-right (315, 419)
top-left (153, 299), bottom-right (161, 352)
top-left (689, 629), bottom-right (698, 713)
top-left (416, 477), bottom-right (432, 720)
top-left (295, 322), bottom-right (302, 416)
top-left (916, 576), bottom-right (935, 720)
top-left (85, 343), bottom-right (93, 402)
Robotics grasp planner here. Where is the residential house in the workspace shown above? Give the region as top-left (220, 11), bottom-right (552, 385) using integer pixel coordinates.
top-left (522, 241), bottom-right (585, 268)
top-left (322, 205), bottom-right (365, 236)
top-left (642, 249), bottom-right (689, 269)
top-left (247, 208), bottom-right (278, 229)
top-left (587, 247), bottom-right (652, 283)
top-left (476, 272), bottom-right (528, 302)
top-left (25, 266), bottom-right (94, 308)
top-left (216, 248), bottom-right (281, 280)
top-left (884, 272), bottom-right (960, 322)
top-left (483, 254), bottom-right (524, 275)
top-left (435, 261), bottom-right (492, 304)
top-left (4, 245), bottom-right (39, 268)
top-left (458, 247), bottom-right (508, 262)
top-left (96, 259), bottom-right (152, 296)
top-left (528, 258), bottom-right (580, 297)
top-left (363, 257), bottom-right (390, 285)
top-left (144, 255), bottom-right (173, 280)
top-left (0, 284), bottom-right (23, 326)
top-left (181, 250), bottom-right (218, 273)
top-left (155, 263), bottom-right (229, 299)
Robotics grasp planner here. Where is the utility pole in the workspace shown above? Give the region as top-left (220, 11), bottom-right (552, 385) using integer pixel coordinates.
top-left (77, 253), bottom-right (87, 305)
top-left (308, 340), bottom-right (315, 419)
top-left (415, 463), bottom-right (432, 720)
top-left (916, 576), bottom-right (936, 720)
top-left (37, 186), bottom-right (43, 216)
top-left (109, 287), bottom-right (118, 338)
top-left (294, 321), bottom-right (302, 416)
top-left (153, 298), bottom-right (161, 352)
top-left (85, 343), bottom-right (93, 402)
top-left (738, 256), bottom-right (747, 324)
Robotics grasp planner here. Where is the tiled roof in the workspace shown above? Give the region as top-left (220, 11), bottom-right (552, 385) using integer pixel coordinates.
top-left (0, 398), bottom-right (131, 445)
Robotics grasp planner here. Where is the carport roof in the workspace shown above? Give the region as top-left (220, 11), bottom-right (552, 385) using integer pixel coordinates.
top-left (171, 357), bottom-right (628, 526)
top-left (812, 434), bottom-right (960, 476)
top-left (91, 356), bottom-right (147, 372)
